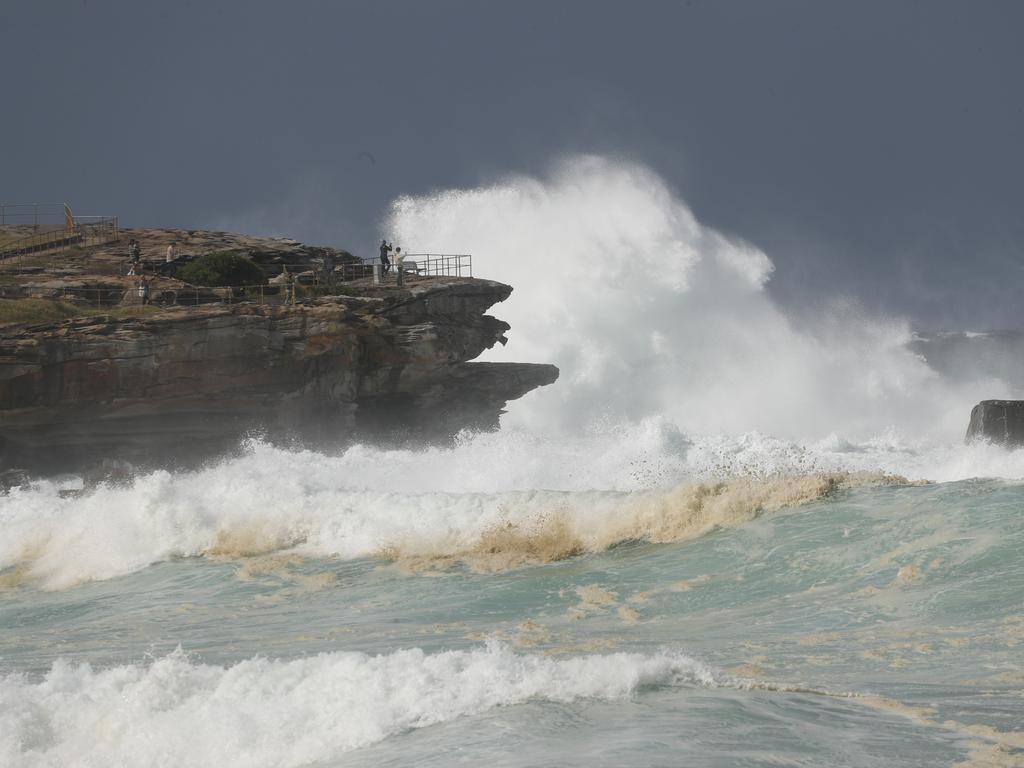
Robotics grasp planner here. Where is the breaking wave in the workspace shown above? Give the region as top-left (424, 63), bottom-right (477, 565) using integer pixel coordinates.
top-left (0, 430), bottom-right (913, 590)
top-left (0, 642), bottom-right (716, 768)
top-left (5, 421), bottom-right (1024, 591)
top-left (386, 471), bottom-right (904, 573)
top-left (388, 156), bottom-right (1012, 440)
top-left (4, 418), bottom-right (1024, 590)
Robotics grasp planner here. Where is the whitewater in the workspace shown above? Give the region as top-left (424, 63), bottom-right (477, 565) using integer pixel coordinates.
top-left (2, 157), bottom-right (1023, 767)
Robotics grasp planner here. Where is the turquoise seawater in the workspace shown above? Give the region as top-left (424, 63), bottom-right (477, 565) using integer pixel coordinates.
top-left (1, 465), bottom-right (1021, 767)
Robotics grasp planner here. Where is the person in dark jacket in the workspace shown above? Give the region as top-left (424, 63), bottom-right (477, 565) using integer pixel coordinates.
top-left (322, 251), bottom-right (336, 290)
top-left (379, 239), bottom-right (393, 275)
top-left (126, 239), bottom-right (141, 275)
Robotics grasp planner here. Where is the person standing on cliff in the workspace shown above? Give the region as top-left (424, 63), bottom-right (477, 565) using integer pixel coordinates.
top-left (379, 239), bottom-right (392, 275)
top-left (322, 251), bottom-right (336, 291)
top-left (166, 241), bottom-right (177, 263)
top-left (282, 266), bottom-right (296, 305)
top-left (137, 277), bottom-right (150, 305)
top-left (394, 247), bottom-right (406, 286)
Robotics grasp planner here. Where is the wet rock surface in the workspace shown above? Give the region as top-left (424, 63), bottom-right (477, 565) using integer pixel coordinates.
top-left (965, 400), bottom-right (1024, 447)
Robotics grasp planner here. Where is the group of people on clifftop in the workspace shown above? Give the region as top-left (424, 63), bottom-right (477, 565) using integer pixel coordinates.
top-left (379, 239), bottom-right (405, 277)
top-left (125, 239), bottom-right (179, 276)
top-left (124, 238), bottom-right (182, 305)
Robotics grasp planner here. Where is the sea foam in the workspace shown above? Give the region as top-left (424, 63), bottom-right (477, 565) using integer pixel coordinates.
top-left (0, 643), bottom-right (714, 768)
top-left (3, 425), bottom-right (1024, 590)
top-left (0, 435), bottom-right (907, 590)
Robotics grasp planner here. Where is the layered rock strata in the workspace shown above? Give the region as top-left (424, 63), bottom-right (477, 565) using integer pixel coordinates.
top-left (0, 279), bottom-right (558, 472)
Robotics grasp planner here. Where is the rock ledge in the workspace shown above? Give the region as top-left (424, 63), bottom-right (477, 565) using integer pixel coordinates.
top-left (965, 400), bottom-right (1024, 447)
top-left (0, 277), bottom-right (558, 472)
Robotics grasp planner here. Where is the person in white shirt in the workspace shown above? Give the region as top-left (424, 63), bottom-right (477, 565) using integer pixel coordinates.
top-left (166, 242), bottom-right (177, 263)
top-left (394, 247), bottom-right (407, 286)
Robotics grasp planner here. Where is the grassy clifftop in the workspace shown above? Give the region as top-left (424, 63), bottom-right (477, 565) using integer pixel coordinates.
top-left (0, 298), bottom-right (160, 324)
top-left (0, 227), bottom-right (362, 324)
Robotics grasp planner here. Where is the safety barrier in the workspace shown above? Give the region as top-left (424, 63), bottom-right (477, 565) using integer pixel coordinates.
top-left (3, 254), bottom-right (476, 314)
top-left (401, 253), bottom-right (472, 277)
top-left (121, 255), bottom-right (472, 284)
top-left (0, 203), bottom-right (69, 227)
top-left (0, 201), bottom-right (119, 264)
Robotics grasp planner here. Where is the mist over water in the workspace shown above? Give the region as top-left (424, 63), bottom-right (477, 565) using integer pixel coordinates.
top-left (389, 156), bottom-right (1009, 440)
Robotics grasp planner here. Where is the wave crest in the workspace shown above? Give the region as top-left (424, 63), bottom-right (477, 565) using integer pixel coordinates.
top-left (0, 643), bottom-right (715, 768)
top-left (385, 471), bottom-right (905, 572)
top-left (0, 461), bottom-right (904, 590)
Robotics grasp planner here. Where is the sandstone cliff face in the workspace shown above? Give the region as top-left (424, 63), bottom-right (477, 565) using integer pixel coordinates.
top-left (0, 279), bottom-right (558, 471)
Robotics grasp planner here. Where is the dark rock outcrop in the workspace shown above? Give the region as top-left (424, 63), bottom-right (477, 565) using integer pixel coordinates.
top-left (965, 400), bottom-right (1024, 447)
top-left (0, 278), bottom-right (558, 472)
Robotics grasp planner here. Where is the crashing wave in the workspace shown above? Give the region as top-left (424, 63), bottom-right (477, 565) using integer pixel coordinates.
top-left (0, 643), bottom-right (716, 768)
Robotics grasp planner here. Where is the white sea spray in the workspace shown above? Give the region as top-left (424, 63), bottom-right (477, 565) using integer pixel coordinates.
top-left (389, 156), bottom-right (1010, 440)
top-left (0, 643), bottom-right (715, 768)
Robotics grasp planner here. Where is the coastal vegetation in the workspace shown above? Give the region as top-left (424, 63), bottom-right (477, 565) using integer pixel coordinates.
top-left (0, 298), bottom-right (158, 325)
top-left (178, 251), bottom-right (267, 287)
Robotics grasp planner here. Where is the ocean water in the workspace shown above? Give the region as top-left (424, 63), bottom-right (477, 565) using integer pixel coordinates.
top-left (2, 158), bottom-right (1023, 766)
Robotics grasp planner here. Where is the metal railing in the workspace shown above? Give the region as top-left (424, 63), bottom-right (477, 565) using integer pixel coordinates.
top-left (401, 253), bottom-right (472, 277)
top-left (0, 202), bottom-right (68, 227)
top-left (336, 261), bottom-right (376, 282)
top-left (0, 228), bottom-right (83, 263)
top-left (279, 255), bottom-right (472, 282)
top-left (47, 284), bottom-right (304, 308)
top-left (280, 255), bottom-right (475, 282)
top-left (0, 201), bottom-right (119, 264)
top-left (1, 253), bottom-right (476, 317)
top-left (119, 254), bottom-right (473, 284)
top-left (0, 218), bottom-right (119, 264)
top-left (52, 286), bottom-right (130, 308)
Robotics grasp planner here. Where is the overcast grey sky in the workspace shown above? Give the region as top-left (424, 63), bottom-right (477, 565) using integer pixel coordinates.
top-left (2, 0), bottom-right (1022, 328)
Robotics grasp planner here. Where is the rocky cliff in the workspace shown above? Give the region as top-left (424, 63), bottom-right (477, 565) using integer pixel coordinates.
top-left (0, 278), bottom-right (558, 472)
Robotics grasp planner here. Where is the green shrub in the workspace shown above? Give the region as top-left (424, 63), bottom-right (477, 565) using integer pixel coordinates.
top-left (177, 251), bottom-right (267, 287)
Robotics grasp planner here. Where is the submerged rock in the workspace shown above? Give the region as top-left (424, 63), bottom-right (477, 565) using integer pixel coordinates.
top-left (965, 400), bottom-right (1024, 447)
top-left (0, 278), bottom-right (558, 472)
